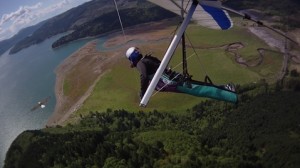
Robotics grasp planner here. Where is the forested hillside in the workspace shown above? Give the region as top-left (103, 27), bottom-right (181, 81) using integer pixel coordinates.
top-left (9, 0), bottom-right (176, 54)
top-left (224, 0), bottom-right (300, 15)
top-left (5, 81), bottom-right (300, 167)
top-left (0, 22), bottom-right (44, 56)
top-left (52, 4), bottom-right (177, 48)
top-left (224, 0), bottom-right (300, 29)
top-left (3, 0), bottom-right (300, 55)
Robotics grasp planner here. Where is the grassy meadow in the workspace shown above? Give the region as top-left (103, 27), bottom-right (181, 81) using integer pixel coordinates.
top-left (68, 23), bottom-right (283, 122)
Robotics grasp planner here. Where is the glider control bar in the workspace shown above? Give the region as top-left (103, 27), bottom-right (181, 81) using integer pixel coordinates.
top-left (139, 0), bottom-right (199, 107)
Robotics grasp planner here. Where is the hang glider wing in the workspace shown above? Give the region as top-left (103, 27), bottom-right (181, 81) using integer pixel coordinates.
top-left (30, 96), bottom-right (51, 111)
top-left (148, 0), bottom-right (297, 43)
top-left (30, 104), bottom-right (41, 111)
top-left (147, 0), bottom-right (233, 30)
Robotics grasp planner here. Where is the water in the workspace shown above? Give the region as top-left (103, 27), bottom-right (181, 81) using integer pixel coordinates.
top-left (0, 34), bottom-right (95, 167)
top-left (0, 33), bottom-right (167, 167)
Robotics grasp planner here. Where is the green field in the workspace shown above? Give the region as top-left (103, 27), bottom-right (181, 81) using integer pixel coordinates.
top-left (70, 24), bottom-right (282, 121)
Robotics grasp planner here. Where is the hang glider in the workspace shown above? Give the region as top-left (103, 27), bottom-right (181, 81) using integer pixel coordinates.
top-left (31, 96), bottom-right (51, 111)
top-left (140, 0), bottom-right (298, 107)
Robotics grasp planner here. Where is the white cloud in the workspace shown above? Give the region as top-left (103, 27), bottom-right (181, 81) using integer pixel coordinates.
top-left (36, 0), bottom-right (71, 16)
top-left (0, 3), bottom-right (42, 26)
top-left (0, 0), bottom-right (91, 41)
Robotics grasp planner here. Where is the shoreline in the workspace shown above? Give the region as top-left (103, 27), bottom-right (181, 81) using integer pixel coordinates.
top-left (46, 20), bottom-right (176, 126)
top-left (47, 41), bottom-right (99, 126)
top-left (46, 41), bottom-right (122, 126)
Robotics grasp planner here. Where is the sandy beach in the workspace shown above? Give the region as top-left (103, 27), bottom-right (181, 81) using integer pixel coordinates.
top-left (46, 41), bottom-right (114, 126)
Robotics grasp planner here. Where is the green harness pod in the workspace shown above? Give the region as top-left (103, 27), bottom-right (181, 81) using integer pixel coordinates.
top-left (177, 81), bottom-right (238, 103)
top-left (159, 73), bottom-right (238, 104)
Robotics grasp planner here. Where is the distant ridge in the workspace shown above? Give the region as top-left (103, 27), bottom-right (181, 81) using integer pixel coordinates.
top-left (2, 0), bottom-right (299, 55)
top-left (51, 5), bottom-right (177, 48)
top-left (0, 21), bottom-right (44, 56)
top-left (9, 0), bottom-right (177, 54)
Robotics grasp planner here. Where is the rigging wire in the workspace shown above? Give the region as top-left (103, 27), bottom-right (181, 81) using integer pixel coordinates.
top-left (162, 0), bottom-right (191, 68)
top-left (151, 53), bottom-right (196, 97)
top-left (185, 32), bottom-right (209, 77)
top-left (152, 28), bottom-right (213, 96)
top-left (113, 0), bottom-right (141, 95)
top-left (161, 0), bottom-right (207, 77)
top-left (113, 0), bottom-right (127, 42)
top-left (181, 0), bottom-right (188, 77)
top-left (152, 0), bottom-right (198, 97)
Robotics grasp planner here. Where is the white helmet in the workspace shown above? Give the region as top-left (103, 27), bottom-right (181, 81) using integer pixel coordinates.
top-left (125, 47), bottom-right (141, 64)
top-left (126, 47), bottom-right (136, 59)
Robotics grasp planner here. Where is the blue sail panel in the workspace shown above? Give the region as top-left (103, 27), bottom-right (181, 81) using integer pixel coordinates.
top-left (198, 4), bottom-right (232, 30)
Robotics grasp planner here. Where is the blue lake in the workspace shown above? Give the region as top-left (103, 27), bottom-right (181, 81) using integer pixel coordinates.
top-left (0, 34), bottom-right (98, 167)
top-left (0, 32), bottom-right (165, 167)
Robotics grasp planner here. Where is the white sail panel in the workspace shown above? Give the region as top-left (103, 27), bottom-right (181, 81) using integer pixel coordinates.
top-left (147, 0), bottom-right (233, 30)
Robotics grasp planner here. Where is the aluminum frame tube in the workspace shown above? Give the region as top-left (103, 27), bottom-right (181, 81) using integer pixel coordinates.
top-left (139, 0), bottom-right (198, 107)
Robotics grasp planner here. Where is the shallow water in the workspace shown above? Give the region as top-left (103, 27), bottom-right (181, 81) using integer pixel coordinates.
top-left (0, 34), bottom-right (94, 167)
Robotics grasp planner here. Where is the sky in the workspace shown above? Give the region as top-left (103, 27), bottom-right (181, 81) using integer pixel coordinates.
top-left (0, 0), bottom-right (92, 41)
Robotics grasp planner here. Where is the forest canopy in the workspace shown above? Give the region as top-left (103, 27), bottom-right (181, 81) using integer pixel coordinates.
top-left (5, 82), bottom-right (300, 168)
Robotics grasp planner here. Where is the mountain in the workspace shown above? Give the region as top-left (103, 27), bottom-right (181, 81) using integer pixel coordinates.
top-left (52, 4), bottom-right (177, 48)
top-left (9, 0), bottom-right (177, 54)
top-left (9, 0), bottom-right (118, 54)
top-left (223, 0), bottom-right (300, 28)
top-left (0, 22), bottom-right (44, 56)
top-left (5, 0), bottom-right (300, 55)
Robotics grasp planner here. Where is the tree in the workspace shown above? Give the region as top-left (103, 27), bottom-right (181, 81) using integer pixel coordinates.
top-left (290, 69), bottom-right (299, 77)
top-left (103, 157), bottom-right (127, 168)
